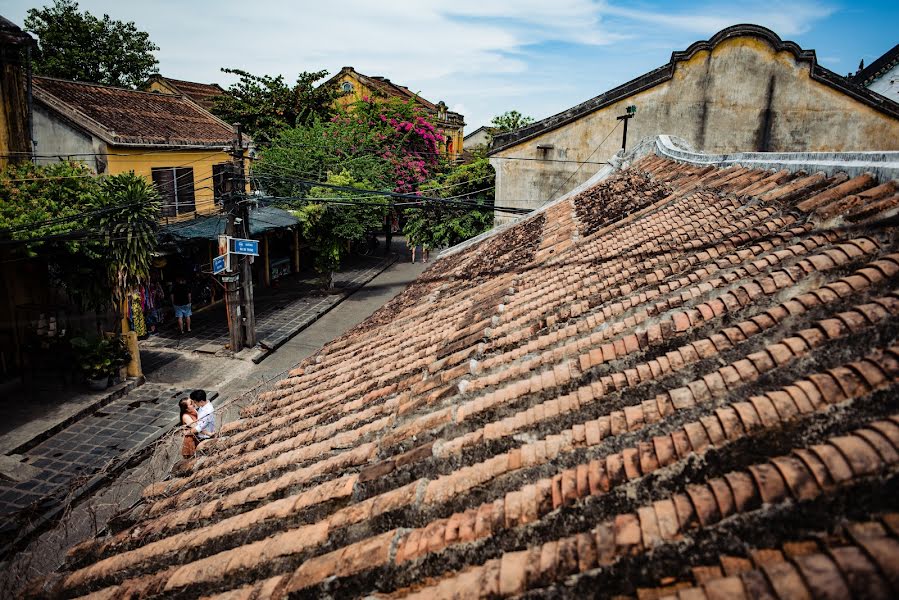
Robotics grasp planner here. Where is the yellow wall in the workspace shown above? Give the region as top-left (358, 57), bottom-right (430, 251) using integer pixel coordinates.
top-left (106, 148), bottom-right (233, 223)
top-left (145, 79), bottom-right (179, 96)
top-left (333, 72), bottom-right (464, 160)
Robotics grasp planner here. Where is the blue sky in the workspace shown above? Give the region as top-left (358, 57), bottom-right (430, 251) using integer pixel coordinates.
top-left (3, 1), bottom-right (897, 129)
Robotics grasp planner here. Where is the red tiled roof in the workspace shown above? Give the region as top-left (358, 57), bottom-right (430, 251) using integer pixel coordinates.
top-left (33, 76), bottom-right (232, 147)
top-left (39, 151), bottom-right (899, 598)
top-left (149, 75), bottom-right (224, 110)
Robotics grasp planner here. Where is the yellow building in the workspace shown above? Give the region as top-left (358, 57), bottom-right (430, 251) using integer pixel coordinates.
top-left (31, 75), bottom-right (239, 223)
top-left (325, 66), bottom-right (465, 161)
top-left (31, 76), bottom-right (303, 292)
top-left (0, 16), bottom-right (34, 170)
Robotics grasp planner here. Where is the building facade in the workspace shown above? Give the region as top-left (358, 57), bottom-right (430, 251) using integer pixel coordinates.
top-left (325, 66), bottom-right (465, 161)
top-left (32, 76), bottom-right (237, 223)
top-left (489, 25), bottom-right (899, 225)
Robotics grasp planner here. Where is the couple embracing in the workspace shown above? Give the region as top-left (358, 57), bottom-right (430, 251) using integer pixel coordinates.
top-left (178, 389), bottom-right (215, 458)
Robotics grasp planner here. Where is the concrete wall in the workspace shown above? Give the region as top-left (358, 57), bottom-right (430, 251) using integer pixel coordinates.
top-left (490, 34), bottom-right (899, 225)
top-left (868, 62), bottom-right (899, 103)
top-left (464, 128), bottom-right (490, 150)
top-left (32, 105), bottom-right (106, 172)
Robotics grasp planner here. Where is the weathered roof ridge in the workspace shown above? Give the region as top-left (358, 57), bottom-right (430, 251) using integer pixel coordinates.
top-left (447, 134), bottom-right (899, 260)
top-left (490, 24), bottom-right (899, 154)
top-left (853, 42), bottom-right (899, 87)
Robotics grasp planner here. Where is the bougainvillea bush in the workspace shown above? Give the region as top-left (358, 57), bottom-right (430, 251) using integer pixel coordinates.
top-left (255, 96), bottom-right (445, 196)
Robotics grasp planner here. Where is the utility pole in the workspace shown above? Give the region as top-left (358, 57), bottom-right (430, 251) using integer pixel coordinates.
top-left (223, 125), bottom-right (244, 352)
top-left (232, 123), bottom-right (257, 347)
top-left (616, 105), bottom-right (637, 153)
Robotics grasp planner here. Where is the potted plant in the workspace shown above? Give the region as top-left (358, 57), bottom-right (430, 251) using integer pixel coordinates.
top-left (71, 336), bottom-right (131, 391)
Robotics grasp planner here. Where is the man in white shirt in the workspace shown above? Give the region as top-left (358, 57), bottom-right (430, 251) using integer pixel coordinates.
top-left (190, 389), bottom-right (215, 441)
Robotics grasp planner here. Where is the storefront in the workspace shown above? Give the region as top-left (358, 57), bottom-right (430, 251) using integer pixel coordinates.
top-left (157, 206), bottom-right (302, 296)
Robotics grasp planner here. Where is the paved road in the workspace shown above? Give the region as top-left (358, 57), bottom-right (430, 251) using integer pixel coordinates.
top-left (141, 253), bottom-right (394, 355)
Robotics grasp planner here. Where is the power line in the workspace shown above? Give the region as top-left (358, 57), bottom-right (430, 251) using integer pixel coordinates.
top-left (548, 120), bottom-right (621, 200)
top-left (249, 174), bottom-right (513, 211)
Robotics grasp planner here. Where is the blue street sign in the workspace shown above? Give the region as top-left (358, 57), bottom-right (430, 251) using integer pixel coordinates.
top-left (232, 238), bottom-right (259, 256)
top-left (212, 254), bottom-right (227, 275)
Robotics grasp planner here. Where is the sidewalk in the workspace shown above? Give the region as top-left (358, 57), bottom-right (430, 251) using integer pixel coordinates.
top-left (140, 252), bottom-right (396, 360)
top-left (0, 384), bottom-right (212, 554)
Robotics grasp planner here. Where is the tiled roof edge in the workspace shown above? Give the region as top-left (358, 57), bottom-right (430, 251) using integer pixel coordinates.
top-left (654, 134), bottom-right (899, 181)
top-left (440, 132), bottom-right (899, 261)
top-left (852, 43), bottom-right (899, 87)
top-left (489, 24), bottom-right (899, 155)
top-left (33, 77), bottom-right (235, 148)
top-left (437, 151), bottom-right (630, 260)
top-left (32, 85), bottom-right (119, 146)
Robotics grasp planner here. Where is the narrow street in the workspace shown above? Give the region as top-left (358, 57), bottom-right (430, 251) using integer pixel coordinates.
top-left (0, 238), bottom-right (426, 594)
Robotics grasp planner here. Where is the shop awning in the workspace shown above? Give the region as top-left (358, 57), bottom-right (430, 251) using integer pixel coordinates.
top-left (158, 206), bottom-right (299, 242)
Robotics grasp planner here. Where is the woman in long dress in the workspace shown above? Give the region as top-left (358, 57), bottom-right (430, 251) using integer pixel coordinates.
top-left (179, 397), bottom-right (199, 458)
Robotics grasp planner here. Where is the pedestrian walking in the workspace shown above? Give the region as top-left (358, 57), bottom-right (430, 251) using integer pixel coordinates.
top-left (170, 275), bottom-right (192, 334)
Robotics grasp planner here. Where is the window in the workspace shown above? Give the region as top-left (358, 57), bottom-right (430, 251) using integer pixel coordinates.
top-left (341, 81), bottom-right (354, 94)
top-left (212, 163), bottom-right (230, 205)
top-left (152, 167), bottom-right (196, 217)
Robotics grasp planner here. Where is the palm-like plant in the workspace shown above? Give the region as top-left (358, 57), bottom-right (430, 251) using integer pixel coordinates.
top-left (92, 172), bottom-right (161, 328)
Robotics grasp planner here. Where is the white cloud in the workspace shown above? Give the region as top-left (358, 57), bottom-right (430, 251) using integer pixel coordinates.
top-left (603, 1), bottom-right (835, 36)
top-left (2, 0), bottom-right (841, 129)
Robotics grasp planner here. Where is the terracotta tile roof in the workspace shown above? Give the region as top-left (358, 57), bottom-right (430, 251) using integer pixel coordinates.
top-left (36, 151), bottom-right (899, 599)
top-left (33, 76), bottom-right (233, 147)
top-left (148, 75), bottom-right (224, 110)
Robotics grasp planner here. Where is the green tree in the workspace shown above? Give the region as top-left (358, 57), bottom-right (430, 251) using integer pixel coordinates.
top-left (488, 110), bottom-right (535, 145)
top-left (256, 97), bottom-right (444, 194)
top-left (0, 163), bottom-right (160, 313)
top-left (290, 170), bottom-right (387, 287)
top-left (25, 0), bottom-right (159, 88)
top-left (94, 172), bottom-right (161, 317)
top-left (403, 158), bottom-right (494, 249)
top-left (212, 69), bottom-right (339, 145)
top-left (490, 110), bottom-right (535, 132)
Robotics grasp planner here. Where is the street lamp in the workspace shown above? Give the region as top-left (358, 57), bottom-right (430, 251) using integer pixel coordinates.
top-left (616, 105), bottom-right (637, 152)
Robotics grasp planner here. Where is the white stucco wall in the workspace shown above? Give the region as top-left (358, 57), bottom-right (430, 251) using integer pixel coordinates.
top-left (32, 104), bottom-right (107, 172)
top-left (868, 62), bottom-right (899, 103)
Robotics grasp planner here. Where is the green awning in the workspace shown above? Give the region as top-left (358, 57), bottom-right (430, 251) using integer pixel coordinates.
top-left (159, 206), bottom-right (298, 243)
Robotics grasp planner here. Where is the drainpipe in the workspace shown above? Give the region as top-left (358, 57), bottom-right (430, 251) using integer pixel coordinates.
top-left (25, 44), bottom-right (34, 161)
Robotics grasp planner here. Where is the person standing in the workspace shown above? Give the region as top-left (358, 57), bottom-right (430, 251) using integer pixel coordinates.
top-left (170, 275), bottom-right (192, 334)
top-left (178, 397), bottom-right (199, 458)
top-left (191, 389), bottom-right (215, 441)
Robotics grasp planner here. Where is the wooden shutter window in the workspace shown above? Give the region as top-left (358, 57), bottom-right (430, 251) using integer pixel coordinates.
top-left (151, 168), bottom-right (177, 217)
top-left (175, 167), bottom-right (196, 214)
